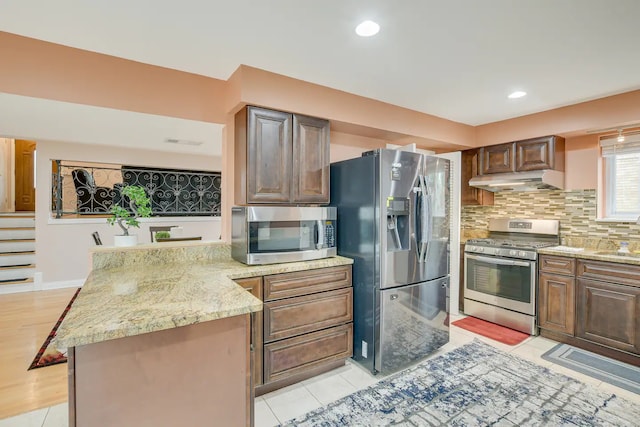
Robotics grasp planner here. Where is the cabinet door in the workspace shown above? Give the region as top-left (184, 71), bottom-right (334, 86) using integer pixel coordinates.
top-left (516, 136), bottom-right (556, 171)
top-left (235, 277), bottom-right (264, 386)
top-left (481, 143), bottom-right (515, 174)
top-left (538, 272), bottom-right (575, 335)
top-left (246, 107), bottom-right (292, 203)
top-left (292, 114), bottom-right (330, 203)
top-left (461, 149), bottom-right (494, 206)
top-left (576, 278), bottom-right (640, 354)
top-left (263, 323), bottom-right (353, 384)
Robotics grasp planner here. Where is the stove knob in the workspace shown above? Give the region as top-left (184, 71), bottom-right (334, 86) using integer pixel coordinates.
top-left (467, 246), bottom-right (475, 252)
top-left (509, 250), bottom-right (516, 256)
top-left (478, 247), bottom-right (484, 252)
top-left (519, 251), bottom-right (527, 257)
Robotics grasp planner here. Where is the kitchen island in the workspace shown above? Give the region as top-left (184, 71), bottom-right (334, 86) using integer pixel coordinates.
top-left (55, 241), bottom-right (353, 427)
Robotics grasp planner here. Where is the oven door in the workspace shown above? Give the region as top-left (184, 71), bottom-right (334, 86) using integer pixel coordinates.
top-left (464, 253), bottom-right (536, 315)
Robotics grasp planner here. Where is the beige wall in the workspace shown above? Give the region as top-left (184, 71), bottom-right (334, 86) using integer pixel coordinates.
top-left (36, 140), bottom-right (222, 285)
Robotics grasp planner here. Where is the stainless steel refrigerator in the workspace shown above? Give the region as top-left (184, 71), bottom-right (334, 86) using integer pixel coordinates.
top-left (330, 149), bottom-right (450, 374)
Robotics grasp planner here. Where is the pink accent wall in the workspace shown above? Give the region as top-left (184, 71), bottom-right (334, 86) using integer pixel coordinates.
top-left (564, 135), bottom-right (599, 190)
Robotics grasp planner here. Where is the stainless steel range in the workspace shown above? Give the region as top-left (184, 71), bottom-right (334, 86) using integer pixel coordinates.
top-left (464, 218), bottom-right (560, 335)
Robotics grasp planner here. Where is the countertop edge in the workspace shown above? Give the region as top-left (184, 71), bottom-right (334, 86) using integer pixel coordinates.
top-left (538, 247), bottom-right (640, 265)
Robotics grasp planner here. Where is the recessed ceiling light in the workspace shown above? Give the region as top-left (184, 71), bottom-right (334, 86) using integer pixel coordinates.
top-left (355, 20), bottom-right (380, 37)
top-left (508, 91), bottom-right (527, 99)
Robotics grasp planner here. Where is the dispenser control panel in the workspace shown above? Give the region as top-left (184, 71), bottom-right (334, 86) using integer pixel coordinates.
top-left (386, 197), bottom-right (409, 215)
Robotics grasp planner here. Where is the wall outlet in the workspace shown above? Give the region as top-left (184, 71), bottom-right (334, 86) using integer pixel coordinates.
top-left (362, 341), bottom-right (368, 358)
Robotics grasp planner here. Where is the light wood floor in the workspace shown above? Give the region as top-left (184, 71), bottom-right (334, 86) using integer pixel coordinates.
top-left (0, 287), bottom-right (77, 420)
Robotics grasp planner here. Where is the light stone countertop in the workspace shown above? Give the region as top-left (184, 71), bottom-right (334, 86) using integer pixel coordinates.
top-left (55, 247), bottom-right (353, 349)
top-left (538, 246), bottom-right (640, 266)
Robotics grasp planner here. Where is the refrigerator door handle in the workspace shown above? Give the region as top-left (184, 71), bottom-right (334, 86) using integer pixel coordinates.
top-left (418, 175), bottom-right (431, 263)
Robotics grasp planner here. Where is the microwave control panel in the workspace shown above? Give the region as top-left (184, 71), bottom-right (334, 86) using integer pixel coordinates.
top-left (325, 223), bottom-right (335, 248)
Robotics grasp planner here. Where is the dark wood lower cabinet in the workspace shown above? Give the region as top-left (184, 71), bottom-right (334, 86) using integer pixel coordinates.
top-left (538, 256), bottom-right (640, 366)
top-left (236, 265), bottom-right (354, 397)
top-left (538, 272), bottom-right (575, 335)
top-left (576, 278), bottom-right (640, 354)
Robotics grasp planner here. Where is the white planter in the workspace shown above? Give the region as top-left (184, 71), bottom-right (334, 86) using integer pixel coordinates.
top-left (114, 235), bottom-right (138, 247)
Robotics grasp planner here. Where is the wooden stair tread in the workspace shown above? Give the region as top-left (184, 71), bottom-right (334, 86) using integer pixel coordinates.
top-left (0, 264), bottom-right (36, 270)
top-left (0, 278), bottom-right (34, 285)
top-left (0, 227), bottom-right (36, 230)
top-left (0, 251), bottom-right (35, 256)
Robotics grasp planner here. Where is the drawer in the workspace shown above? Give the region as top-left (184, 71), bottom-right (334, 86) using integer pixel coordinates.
top-left (577, 260), bottom-right (640, 287)
top-left (264, 265), bottom-right (352, 301)
top-left (263, 323), bottom-right (353, 384)
top-left (264, 287), bottom-right (353, 342)
top-left (539, 255), bottom-right (575, 275)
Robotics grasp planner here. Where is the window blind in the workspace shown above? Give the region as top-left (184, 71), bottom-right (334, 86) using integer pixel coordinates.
top-left (600, 133), bottom-right (640, 156)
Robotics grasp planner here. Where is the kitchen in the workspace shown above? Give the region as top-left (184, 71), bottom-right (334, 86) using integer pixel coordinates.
top-left (2, 2), bottom-right (640, 426)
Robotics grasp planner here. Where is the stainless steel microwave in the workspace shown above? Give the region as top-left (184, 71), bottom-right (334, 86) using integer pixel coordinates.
top-left (231, 206), bottom-right (337, 265)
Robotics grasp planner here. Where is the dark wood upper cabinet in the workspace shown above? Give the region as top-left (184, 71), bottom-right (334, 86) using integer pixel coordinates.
top-left (461, 149), bottom-right (493, 206)
top-left (516, 136), bottom-right (565, 172)
top-left (292, 114), bottom-right (330, 203)
top-left (235, 106), bottom-right (330, 205)
top-left (478, 135), bottom-right (565, 175)
top-left (481, 143), bottom-right (515, 174)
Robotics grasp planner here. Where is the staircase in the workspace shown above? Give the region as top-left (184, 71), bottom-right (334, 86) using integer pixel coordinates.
top-left (0, 212), bottom-right (36, 287)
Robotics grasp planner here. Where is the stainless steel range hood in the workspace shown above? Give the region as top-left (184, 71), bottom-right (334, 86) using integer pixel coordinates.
top-left (468, 169), bottom-right (564, 192)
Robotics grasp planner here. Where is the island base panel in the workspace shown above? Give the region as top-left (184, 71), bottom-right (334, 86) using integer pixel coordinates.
top-left (71, 315), bottom-right (250, 427)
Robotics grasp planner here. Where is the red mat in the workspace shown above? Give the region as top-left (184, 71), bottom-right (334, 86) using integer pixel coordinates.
top-left (452, 316), bottom-right (529, 345)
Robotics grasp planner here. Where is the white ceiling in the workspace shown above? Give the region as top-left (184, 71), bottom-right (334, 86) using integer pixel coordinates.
top-left (2, 0), bottom-right (640, 126)
top-left (0, 93), bottom-right (223, 155)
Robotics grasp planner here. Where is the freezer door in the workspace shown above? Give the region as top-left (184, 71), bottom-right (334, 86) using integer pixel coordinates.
top-left (376, 277), bottom-right (449, 374)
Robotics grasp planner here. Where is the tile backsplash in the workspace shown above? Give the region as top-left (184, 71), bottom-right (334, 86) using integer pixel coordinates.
top-left (461, 189), bottom-right (640, 249)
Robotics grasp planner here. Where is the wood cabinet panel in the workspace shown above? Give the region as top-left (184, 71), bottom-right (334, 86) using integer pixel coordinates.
top-left (480, 143), bottom-right (515, 174)
top-left (577, 260), bottom-right (640, 288)
top-left (235, 277), bottom-right (264, 387)
top-left (539, 255), bottom-right (576, 275)
top-left (264, 288), bottom-right (353, 342)
top-left (576, 278), bottom-right (640, 354)
top-left (516, 136), bottom-right (565, 172)
top-left (264, 265), bottom-right (352, 301)
top-left (246, 107), bottom-right (292, 203)
top-left (292, 114), bottom-right (330, 204)
top-left (461, 149), bottom-right (494, 206)
top-left (263, 324), bottom-right (353, 384)
top-left (235, 106), bottom-right (330, 205)
top-left (538, 272), bottom-right (575, 335)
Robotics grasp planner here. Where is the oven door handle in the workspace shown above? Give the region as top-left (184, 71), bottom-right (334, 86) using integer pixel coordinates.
top-left (465, 254), bottom-right (531, 268)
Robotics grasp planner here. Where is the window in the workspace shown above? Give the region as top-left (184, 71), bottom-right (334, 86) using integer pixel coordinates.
top-left (601, 135), bottom-right (640, 220)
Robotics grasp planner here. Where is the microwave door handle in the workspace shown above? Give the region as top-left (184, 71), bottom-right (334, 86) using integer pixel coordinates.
top-left (315, 220), bottom-right (325, 249)
top-left (465, 254), bottom-right (531, 268)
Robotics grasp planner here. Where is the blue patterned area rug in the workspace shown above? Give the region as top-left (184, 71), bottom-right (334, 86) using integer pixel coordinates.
top-left (282, 339), bottom-right (639, 426)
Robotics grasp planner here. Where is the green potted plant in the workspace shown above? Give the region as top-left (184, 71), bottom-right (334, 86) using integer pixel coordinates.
top-left (107, 185), bottom-right (152, 246)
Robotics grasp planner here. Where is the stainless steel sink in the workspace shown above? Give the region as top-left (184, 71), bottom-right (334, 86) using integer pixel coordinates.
top-left (594, 251), bottom-right (640, 258)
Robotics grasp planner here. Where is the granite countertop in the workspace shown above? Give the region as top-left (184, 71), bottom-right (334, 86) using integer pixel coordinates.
top-left (55, 253), bottom-right (353, 349)
top-left (538, 246), bottom-right (640, 266)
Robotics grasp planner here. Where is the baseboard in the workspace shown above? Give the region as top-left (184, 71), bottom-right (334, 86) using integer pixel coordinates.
top-left (0, 278), bottom-right (84, 295)
top-left (40, 279), bottom-right (85, 291)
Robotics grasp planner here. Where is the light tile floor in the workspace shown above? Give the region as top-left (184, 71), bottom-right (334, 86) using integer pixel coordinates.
top-left (2, 314), bottom-right (639, 427)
